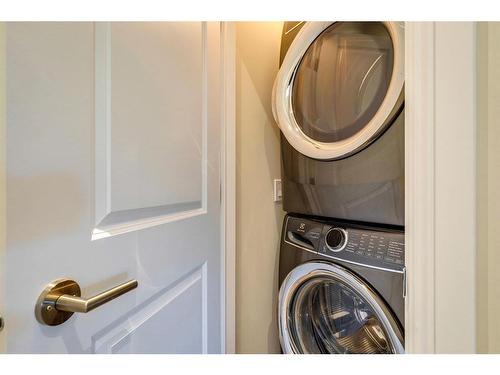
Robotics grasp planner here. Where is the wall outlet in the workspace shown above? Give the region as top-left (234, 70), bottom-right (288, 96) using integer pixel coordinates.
top-left (273, 179), bottom-right (282, 202)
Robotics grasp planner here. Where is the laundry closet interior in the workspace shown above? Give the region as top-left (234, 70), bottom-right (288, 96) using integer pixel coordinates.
top-left (236, 21), bottom-right (405, 354)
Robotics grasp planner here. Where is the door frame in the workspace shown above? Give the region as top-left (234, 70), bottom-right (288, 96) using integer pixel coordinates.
top-left (0, 22), bottom-right (6, 353)
top-left (220, 21), bottom-right (236, 354)
top-left (405, 22), bottom-right (477, 353)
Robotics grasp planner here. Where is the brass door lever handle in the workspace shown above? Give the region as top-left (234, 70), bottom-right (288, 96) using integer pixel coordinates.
top-left (35, 278), bottom-right (138, 326)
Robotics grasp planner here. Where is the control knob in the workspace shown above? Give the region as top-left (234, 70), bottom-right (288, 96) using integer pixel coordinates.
top-left (325, 227), bottom-right (348, 252)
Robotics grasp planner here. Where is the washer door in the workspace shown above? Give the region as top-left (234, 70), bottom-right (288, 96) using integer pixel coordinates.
top-left (272, 22), bottom-right (404, 160)
top-left (279, 262), bottom-right (404, 354)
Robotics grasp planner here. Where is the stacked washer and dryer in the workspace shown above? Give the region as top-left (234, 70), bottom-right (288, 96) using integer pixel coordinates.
top-left (272, 22), bottom-right (406, 354)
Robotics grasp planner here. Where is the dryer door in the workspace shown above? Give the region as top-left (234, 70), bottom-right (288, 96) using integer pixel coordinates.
top-left (279, 261), bottom-right (404, 354)
top-left (272, 22), bottom-right (404, 160)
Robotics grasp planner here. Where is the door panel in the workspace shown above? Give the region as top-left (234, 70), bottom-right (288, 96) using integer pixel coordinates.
top-left (4, 22), bottom-right (222, 353)
top-left (102, 22), bottom-right (203, 216)
top-left (91, 264), bottom-right (207, 354)
top-left (94, 22), bottom-right (209, 239)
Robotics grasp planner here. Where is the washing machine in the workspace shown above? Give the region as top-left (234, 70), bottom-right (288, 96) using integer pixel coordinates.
top-left (272, 22), bottom-right (405, 226)
top-left (278, 213), bottom-right (405, 354)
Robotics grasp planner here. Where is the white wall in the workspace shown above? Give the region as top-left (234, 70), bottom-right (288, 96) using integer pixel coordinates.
top-left (235, 22), bottom-right (284, 354)
top-left (477, 21), bottom-right (500, 354)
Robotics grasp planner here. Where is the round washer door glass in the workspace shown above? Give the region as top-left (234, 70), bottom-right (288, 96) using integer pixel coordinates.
top-left (273, 21), bottom-right (404, 160)
top-left (279, 262), bottom-right (404, 354)
top-left (293, 22), bottom-right (393, 143)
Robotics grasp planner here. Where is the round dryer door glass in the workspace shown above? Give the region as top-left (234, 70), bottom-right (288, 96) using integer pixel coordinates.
top-left (279, 262), bottom-right (404, 354)
top-left (272, 22), bottom-right (404, 160)
top-left (292, 22), bottom-right (394, 143)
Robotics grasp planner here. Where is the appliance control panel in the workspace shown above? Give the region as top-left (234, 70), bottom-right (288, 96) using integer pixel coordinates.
top-left (284, 215), bottom-right (404, 272)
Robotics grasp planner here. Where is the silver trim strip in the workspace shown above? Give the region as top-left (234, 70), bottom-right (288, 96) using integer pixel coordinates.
top-left (284, 235), bottom-right (404, 275)
top-left (319, 250), bottom-right (404, 275)
top-left (403, 267), bottom-right (407, 298)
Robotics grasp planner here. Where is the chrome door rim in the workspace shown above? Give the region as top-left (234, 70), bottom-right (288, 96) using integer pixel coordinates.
top-left (278, 261), bottom-right (404, 354)
top-left (272, 21), bottom-right (405, 160)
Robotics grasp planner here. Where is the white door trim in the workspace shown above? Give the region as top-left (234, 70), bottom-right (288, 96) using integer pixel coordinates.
top-left (220, 21), bottom-right (236, 354)
top-left (0, 22), bottom-right (6, 353)
top-left (405, 21), bottom-right (436, 354)
top-left (405, 22), bottom-right (477, 354)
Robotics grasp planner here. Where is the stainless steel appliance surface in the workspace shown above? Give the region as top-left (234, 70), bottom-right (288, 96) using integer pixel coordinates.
top-left (278, 214), bottom-right (405, 354)
top-left (273, 22), bottom-right (405, 226)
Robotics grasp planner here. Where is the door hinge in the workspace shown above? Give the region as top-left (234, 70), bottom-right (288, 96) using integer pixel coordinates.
top-left (402, 267), bottom-right (407, 299)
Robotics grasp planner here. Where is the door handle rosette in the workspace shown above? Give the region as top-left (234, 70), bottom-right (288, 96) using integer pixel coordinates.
top-left (35, 278), bottom-right (138, 326)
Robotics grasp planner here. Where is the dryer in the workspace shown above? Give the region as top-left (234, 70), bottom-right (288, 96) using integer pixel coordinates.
top-left (278, 214), bottom-right (405, 354)
top-left (273, 22), bottom-right (405, 226)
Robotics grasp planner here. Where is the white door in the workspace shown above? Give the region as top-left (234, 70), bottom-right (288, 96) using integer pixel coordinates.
top-left (0, 22), bottom-right (226, 353)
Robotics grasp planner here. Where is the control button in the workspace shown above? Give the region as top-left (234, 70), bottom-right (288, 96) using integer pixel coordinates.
top-left (345, 244), bottom-right (356, 253)
top-left (325, 227), bottom-right (348, 252)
